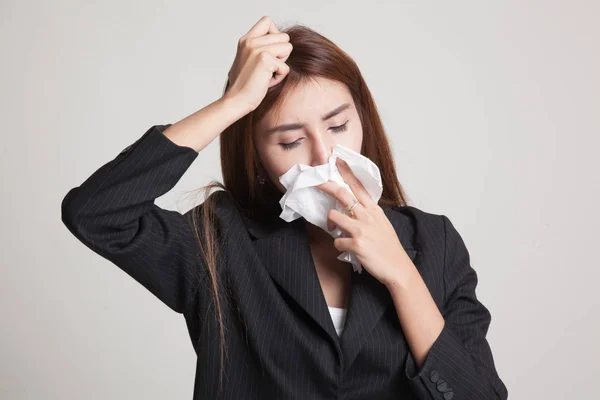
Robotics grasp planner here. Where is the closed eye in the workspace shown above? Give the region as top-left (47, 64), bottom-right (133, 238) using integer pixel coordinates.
top-left (279, 139), bottom-right (303, 150)
top-left (330, 120), bottom-right (349, 133)
top-left (279, 121), bottom-right (350, 151)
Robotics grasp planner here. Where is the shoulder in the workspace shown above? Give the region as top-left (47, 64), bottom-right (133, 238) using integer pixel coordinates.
top-left (385, 204), bottom-right (445, 227)
top-left (382, 204), bottom-right (447, 245)
top-left (382, 204), bottom-right (470, 265)
top-left (182, 189), bottom-right (246, 230)
top-left (385, 204), bottom-right (472, 268)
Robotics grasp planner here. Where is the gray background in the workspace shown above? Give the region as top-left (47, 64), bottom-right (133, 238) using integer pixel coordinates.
top-left (2, 1), bottom-right (599, 398)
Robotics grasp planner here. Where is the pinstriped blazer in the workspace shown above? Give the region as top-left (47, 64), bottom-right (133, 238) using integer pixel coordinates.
top-left (61, 124), bottom-right (508, 399)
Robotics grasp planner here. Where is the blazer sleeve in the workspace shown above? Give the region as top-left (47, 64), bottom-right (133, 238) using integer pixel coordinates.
top-left (404, 215), bottom-right (509, 400)
top-left (61, 124), bottom-right (204, 314)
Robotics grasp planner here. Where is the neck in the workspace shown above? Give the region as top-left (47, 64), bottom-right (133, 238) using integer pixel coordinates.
top-left (304, 220), bottom-right (333, 245)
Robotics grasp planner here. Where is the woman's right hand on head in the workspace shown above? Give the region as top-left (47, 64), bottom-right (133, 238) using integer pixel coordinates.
top-left (223, 16), bottom-right (293, 114)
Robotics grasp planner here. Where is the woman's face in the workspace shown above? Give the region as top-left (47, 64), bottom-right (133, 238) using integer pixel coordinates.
top-left (254, 77), bottom-right (364, 194)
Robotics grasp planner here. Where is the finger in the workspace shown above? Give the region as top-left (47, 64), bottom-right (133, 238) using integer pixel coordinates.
top-left (327, 213), bottom-right (338, 232)
top-left (245, 16), bottom-right (280, 39)
top-left (328, 209), bottom-right (360, 237)
top-left (318, 181), bottom-right (367, 222)
top-left (269, 58), bottom-right (290, 87)
top-left (335, 158), bottom-right (377, 208)
top-left (260, 42), bottom-right (293, 62)
top-left (252, 33), bottom-right (292, 61)
top-left (318, 180), bottom-right (363, 208)
top-left (262, 41), bottom-right (293, 63)
top-left (251, 32), bottom-right (290, 48)
top-left (333, 237), bottom-right (356, 254)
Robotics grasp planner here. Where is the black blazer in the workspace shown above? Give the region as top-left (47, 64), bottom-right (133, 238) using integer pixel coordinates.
top-left (61, 124), bottom-right (508, 400)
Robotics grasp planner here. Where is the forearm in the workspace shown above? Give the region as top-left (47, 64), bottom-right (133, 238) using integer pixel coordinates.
top-left (61, 124), bottom-right (203, 313)
top-left (385, 261), bottom-right (445, 368)
top-left (163, 94), bottom-right (251, 152)
top-left (383, 216), bottom-right (508, 399)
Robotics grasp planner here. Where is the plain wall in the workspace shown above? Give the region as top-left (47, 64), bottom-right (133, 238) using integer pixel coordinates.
top-left (2, 1), bottom-right (598, 398)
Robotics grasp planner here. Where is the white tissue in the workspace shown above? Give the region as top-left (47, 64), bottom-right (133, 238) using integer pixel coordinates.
top-left (278, 144), bottom-right (383, 273)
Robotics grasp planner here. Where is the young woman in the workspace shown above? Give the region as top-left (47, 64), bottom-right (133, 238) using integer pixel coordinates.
top-left (61, 16), bottom-right (508, 400)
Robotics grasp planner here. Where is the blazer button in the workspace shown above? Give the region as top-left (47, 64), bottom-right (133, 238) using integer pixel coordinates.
top-left (443, 391), bottom-right (455, 400)
top-left (429, 369), bottom-right (439, 383)
top-left (436, 380), bottom-right (448, 392)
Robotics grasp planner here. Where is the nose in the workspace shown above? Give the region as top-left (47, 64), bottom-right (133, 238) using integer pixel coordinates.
top-left (309, 131), bottom-right (333, 167)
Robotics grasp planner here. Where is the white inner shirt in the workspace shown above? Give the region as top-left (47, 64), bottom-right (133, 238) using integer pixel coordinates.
top-left (327, 306), bottom-right (347, 336)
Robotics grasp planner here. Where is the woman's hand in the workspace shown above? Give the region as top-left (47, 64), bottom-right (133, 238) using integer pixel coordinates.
top-left (316, 158), bottom-right (414, 287)
top-left (224, 16), bottom-right (293, 113)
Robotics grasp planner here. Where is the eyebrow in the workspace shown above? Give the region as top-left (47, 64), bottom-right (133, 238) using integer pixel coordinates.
top-left (264, 103), bottom-right (351, 135)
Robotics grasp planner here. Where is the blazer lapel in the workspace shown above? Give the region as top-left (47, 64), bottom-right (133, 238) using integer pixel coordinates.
top-left (241, 204), bottom-right (420, 368)
top-left (242, 214), bottom-right (341, 348)
top-left (340, 205), bottom-right (419, 371)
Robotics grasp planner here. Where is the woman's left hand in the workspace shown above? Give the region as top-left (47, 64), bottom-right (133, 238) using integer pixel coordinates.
top-left (316, 158), bottom-right (414, 287)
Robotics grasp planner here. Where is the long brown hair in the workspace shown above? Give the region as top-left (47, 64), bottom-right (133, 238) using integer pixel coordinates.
top-left (185, 23), bottom-right (409, 395)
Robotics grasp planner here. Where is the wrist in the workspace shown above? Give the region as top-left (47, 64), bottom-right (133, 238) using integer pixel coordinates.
top-left (384, 259), bottom-right (420, 293)
top-left (219, 93), bottom-right (254, 119)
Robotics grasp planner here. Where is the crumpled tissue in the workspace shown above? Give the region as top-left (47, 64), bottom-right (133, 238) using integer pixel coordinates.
top-left (278, 144), bottom-right (383, 273)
